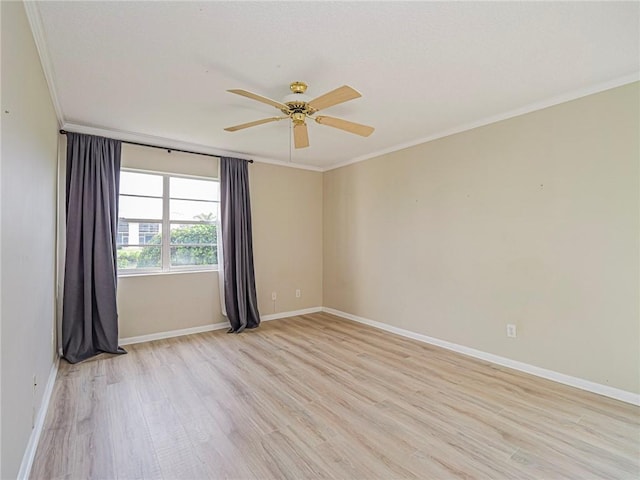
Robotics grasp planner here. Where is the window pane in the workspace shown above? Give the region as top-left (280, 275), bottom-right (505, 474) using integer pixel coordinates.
top-left (170, 177), bottom-right (218, 201)
top-left (170, 245), bottom-right (217, 266)
top-left (119, 196), bottom-right (162, 220)
top-left (117, 222), bottom-right (162, 246)
top-left (120, 171), bottom-right (163, 196)
top-left (117, 219), bottom-right (129, 245)
top-left (170, 199), bottom-right (218, 221)
top-left (116, 245), bottom-right (161, 270)
top-left (138, 222), bottom-right (161, 244)
top-left (170, 224), bottom-right (216, 244)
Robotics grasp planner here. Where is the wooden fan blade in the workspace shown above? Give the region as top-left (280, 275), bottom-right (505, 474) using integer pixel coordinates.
top-left (293, 123), bottom-right (309, 149)
top-left (227, 89), bottom-right (289, 110)
top-left (315, 116), bottom-right (374, 137)
top-left (224, 117), bottom-right (284, 132)
top-left (307, 85), bottom-right (361, 112)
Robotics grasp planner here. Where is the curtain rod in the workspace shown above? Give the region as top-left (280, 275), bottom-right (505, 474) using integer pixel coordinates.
top-left (59, 129), bottom-right (253, 162)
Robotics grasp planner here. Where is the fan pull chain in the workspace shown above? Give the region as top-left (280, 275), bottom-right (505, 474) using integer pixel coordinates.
top-left (289, 121), bottom-right (292, 163)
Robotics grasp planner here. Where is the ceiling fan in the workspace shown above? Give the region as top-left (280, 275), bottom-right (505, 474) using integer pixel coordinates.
top-left (224, 81), bottom-right (374, 149)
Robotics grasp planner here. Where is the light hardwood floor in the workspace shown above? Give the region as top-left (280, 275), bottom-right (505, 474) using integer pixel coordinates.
top-left (31, 312), bottom-right (639, 479)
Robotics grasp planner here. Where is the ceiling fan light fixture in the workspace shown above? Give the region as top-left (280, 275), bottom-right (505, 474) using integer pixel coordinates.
top-left (291, 112), bottom-right (306, 124)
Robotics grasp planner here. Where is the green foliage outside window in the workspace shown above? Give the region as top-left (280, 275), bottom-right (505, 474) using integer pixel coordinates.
top-left (117, 223), bottom-right (217, 269)
top-left (117, 249), bottom-right (142, 269)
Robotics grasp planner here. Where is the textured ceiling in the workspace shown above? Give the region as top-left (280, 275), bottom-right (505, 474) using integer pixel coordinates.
top-left (32, 1), bottom-right (639, 170)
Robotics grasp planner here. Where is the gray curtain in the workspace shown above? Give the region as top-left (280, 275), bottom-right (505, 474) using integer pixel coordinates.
top-left (220, 157), bottom-right (260, 333)
top-left (62, 132), bottom-right (126, 363)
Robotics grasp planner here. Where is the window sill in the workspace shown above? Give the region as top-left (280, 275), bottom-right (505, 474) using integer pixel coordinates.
top-left (118, 268), bottom-right (218, 278)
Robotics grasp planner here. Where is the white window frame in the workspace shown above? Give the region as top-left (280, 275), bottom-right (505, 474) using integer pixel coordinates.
top-left (118, 168), bottom-right (219, 276)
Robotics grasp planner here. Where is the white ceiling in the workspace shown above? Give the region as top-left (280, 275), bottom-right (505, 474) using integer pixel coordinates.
top-left (31, 1), bottom-right (639, 170)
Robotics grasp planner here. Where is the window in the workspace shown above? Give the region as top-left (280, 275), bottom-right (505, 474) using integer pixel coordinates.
top-left (116, 170), bottom-right (219, 273)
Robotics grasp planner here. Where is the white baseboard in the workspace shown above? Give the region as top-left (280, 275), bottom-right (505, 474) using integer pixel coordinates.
top-left (119, 322), bottom-right (229, 345)
top-left (322, 307), bottom-right (640, 406)
top-left (119, 306), bottom-right (323, 345)
top-left (17, 357), bottom-right (60, 480)
top-left (262, 306), bottom-right (323, 322)
top-left (19, 306), bottom-right (637, 480)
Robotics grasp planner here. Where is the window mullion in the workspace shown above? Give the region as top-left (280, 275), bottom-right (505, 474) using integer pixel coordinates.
top-left (162, 175), bottom-right (171, 271)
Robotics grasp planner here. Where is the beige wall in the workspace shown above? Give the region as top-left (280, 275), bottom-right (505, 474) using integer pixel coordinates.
top-left (117, 147), bottom-right (323, 338)
top-left (323, 83), bottom-right (640, 394)
top-left (118, 271), bottom-right (221, 338)
top-left (250, 162), bottom-right (323, 314)
top-left (1, 2), bottom-right (59, 477)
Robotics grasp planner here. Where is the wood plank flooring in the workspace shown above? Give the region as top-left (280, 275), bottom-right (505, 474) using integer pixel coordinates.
top-left (31, 312), bottom-right (640, 479)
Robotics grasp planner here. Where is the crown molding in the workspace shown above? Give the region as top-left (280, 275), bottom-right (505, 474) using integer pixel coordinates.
top-left (58, 74), bottom-right (640, 174)
top-left (324, 73), bottom-right (640, 172)
top-left (61, 123), bottom-right (324, 172)
top-left (30, 0), bottom-right (636, 176)
top-left (23, 1), bottom-right (65, 127)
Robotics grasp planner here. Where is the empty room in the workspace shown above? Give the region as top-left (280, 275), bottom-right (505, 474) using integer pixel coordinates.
top-left (1, 1), bottom-right (639, 479)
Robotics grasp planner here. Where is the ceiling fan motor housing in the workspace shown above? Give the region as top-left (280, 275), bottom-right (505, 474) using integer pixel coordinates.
top-left (281, 81), bottom-right (317, 122)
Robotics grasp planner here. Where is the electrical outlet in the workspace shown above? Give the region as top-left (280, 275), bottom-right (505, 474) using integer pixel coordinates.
top-left (506, 324), bottom-right (517, 338)
top-left (295, 289), bottom-right (301, 298)
top-left (271, 292), bottom-right (277, 301)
